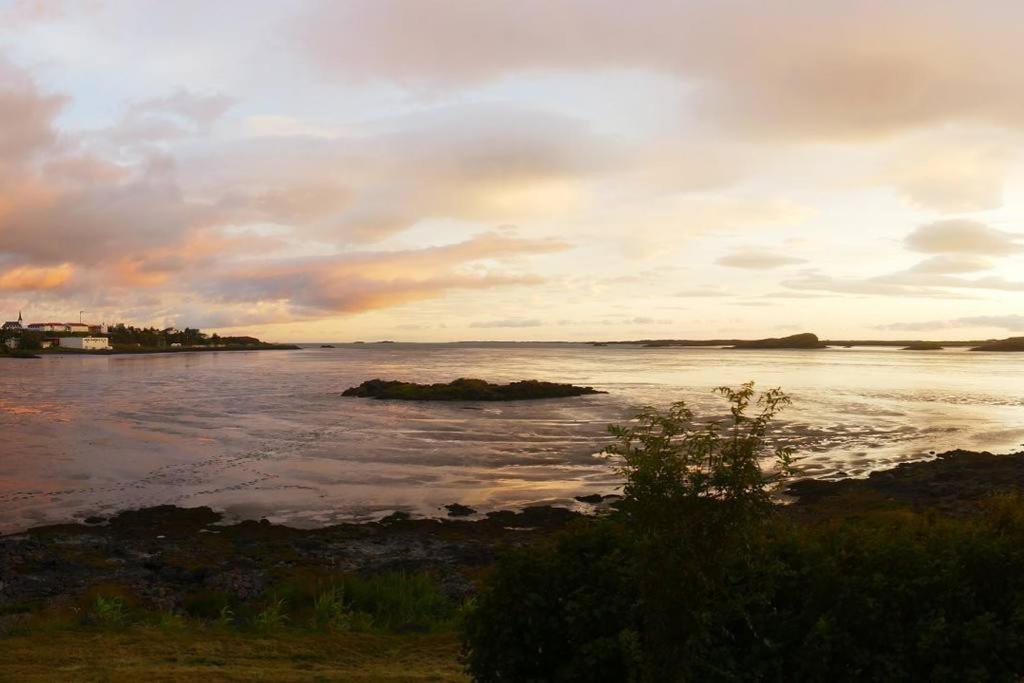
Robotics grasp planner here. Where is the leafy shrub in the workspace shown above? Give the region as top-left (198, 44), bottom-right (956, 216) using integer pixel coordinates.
top-left (463, 384), bottom-right (1024, 681)
top-left (462, 522), bottom-right (639, 682)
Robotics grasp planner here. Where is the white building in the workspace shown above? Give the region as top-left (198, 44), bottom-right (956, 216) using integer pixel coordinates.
top-left (59, 337), bottom-right (111, 350)
top-left (28, 322), bottom-right (69, 332)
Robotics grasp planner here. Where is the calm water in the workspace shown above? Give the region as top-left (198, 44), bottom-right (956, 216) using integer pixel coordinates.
top-left (2, 343), bottom-right (1023, 533)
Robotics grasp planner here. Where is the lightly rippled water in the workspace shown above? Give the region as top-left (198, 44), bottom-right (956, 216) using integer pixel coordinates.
top-left (2, 342), bottom-right (1024, 534)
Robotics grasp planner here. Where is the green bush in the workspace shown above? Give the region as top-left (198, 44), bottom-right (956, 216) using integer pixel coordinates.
top-left (462, 522), bottom-right (640, 682)
top-left (462, 384), bottom-right (1024, 682)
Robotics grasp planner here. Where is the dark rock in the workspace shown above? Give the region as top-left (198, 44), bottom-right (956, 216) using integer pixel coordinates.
top-left (342, 377), bottom-right (605, 401)
top-left (379, 511), bottom-right (411, 524)
top-left (575, 494), bottom-right (605, 504)
top-left (444, 503), bottom-right (476, 517)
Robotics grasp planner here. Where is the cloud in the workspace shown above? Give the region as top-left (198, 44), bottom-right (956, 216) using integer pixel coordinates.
top-left (111, 89), bottom-right (236, 143)
top-left (0, 55), bottom-right (65, 166)
top-left (299, 0), bottom-right (1024, 139)
top-left (783, 265), bottom-right (1024, 299)
top-left (716, 250), bottom-right (805, 270)
top-left (905, 220), bottom-right (1024, 255)
top-left (0, 55), bottom-right (579, 328)
top-left (0, 263), bottom-right (73, 291)
top-left (201, 231), bottom-right (568, 318)
top-left (470, 318), bottom-right (543, 328)
top-left (675, 287), bottom-right (732, 297)
top-left (875, 132), bottom-right (1017, 212)
top-left (878, 315), bottom-right (1024, 333)
top-left (908, 255), bottom-right (992, 274)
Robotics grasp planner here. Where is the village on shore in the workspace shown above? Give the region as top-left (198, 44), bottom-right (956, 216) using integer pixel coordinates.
top-left (1, 311), bottom-right (289, 354)
top-left (2, 311), bottom-right (111, 350)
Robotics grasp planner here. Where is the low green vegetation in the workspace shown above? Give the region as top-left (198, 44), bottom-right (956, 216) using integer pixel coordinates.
top-left (463, 383), bottom-right (1024, 682)
top-left (2, 571), bottom-right (463, 680)
top-left (342, 377), bottom-right (605, 401)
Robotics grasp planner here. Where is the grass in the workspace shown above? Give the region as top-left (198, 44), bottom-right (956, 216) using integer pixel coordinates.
top-left (0, 571), bottom-right (466, 681)
top-left (0, 629), bottom-right (467, 682)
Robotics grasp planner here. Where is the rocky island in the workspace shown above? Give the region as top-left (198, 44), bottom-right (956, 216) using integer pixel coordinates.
top-left (971, 337), bottom-right (1024, 352)
top-left (342, 378), bottom-right (605, 401)
top-left (902, 341), bottom-right (944, 350)
top-left (731, 332), bottom-right (828, 349)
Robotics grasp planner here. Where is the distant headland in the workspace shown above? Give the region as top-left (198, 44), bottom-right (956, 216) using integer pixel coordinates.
top-left (1, 313), bottom-right (297, 357)
top-left (587, 331), bottom-right (1024, 352)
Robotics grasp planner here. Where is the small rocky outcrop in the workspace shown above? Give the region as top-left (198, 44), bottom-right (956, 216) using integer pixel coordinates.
top-left (342, 378), bottom-right (605, 401)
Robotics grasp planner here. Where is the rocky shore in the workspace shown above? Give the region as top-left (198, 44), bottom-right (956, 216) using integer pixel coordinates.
top-left (787, 448), bottom-right (1024, 516)
top-left (5, 449), bottom-right (1024, 626)
top-left (0, 503), bottom-right (584, 624)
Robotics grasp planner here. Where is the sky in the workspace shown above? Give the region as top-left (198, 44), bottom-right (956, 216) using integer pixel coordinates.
top-left (1, 0), bottom-right (1024, 342)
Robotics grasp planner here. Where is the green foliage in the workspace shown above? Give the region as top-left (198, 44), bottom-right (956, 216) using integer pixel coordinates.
top-left (254, 598), bottom-right (289, 632)
top-left (107, 324), bottom-right (208, 348)
top-left (339, 572), bottom-right (455, 632)
top-left (183, 590), bottom-right (235, 621)
top-left (90, 596), bottom-right (128, 629)
top-left (462, 522), bottom-right (640, 682)
top-left (252, 572), bottom-right (453, 634)
top-left (155, 611), bottom-right (187, 632)
top-left (463, 384), bottom-right (1024, 682)
top-left (311, 586), bottom-right (356, 632)
top-left (607, 381), bottom-right (792, 535)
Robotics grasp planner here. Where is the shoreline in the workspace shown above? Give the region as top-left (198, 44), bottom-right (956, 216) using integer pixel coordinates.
top-left (5, 447), bottom-right (1023, 539)
top-left (3, 343), bottom-right (301, 357)
top-left (4, 449), bottom-right (1024, 619)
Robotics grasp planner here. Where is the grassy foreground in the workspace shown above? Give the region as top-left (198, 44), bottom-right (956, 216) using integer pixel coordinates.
top-left (0, 629), bottom-right (466, 682)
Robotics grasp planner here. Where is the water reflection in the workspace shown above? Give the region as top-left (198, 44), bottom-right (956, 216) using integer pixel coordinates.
top-left (1, 344), bottom-right (1023, 533)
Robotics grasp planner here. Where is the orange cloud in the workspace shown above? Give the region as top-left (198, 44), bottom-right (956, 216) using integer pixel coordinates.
top-left (0, 263), bottom-right (73, 291)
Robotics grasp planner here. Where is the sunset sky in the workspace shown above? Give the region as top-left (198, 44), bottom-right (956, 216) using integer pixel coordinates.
top-left (2, 0), bottom-right (1024, 341)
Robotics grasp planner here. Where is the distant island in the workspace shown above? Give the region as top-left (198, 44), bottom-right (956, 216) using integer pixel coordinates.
top-left (587, 333), bottom-right (1024, 351)
top-left (970, 337), bottom-right (1024, 352)
top-left (730, 332), bottom-right (827, 349)
top-left (342, 378), bottom-right (605, 401)
top-left (903, 342), bottom-right (944, 350)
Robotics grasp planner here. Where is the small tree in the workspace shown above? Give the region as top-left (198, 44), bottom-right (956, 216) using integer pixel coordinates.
top-left (606, 382), bottom-right (793, 680)
top-left (608, 381), bottom-right (792, 535)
